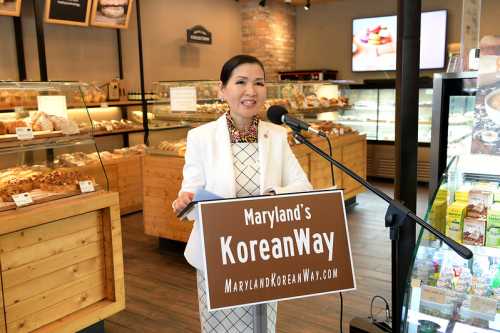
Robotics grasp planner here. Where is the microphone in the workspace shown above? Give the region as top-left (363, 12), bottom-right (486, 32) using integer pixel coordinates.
top-left (267, 105), bottom-right (326, 137)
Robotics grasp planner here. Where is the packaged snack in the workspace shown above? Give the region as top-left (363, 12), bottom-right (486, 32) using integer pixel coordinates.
top-left (427, 199), bottom-right (447, 241)
top-left (467, 189), bottom-right (494, 219)
top-left (487, 204), bottom-right (500, 229)
top-left (463, 217), bottom-right (486, 246)
top-left (486, 227), bottom-right (500, 248)
top-left (455, 186), bottom-right (471, 202)
top-left (446, 201), bottom-right (468, 242)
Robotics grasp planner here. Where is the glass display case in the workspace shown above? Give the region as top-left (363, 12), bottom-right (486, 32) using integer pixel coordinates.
top-left (147, 80), bottom-right (351, 127)
top-left (403, 153), bottom-right (500, 333)
top-left (335, 85), bottom-right (433, 143)
top-left (429, 72), bottom-right (478, 198)
top-left (0, 81), bottom-right (108, 211)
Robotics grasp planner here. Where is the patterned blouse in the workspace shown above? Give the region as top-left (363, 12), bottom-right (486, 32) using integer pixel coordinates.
top-left (225, 112), bottom-right (258, 143)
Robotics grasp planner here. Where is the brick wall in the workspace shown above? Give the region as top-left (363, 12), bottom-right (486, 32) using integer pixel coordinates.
top-left (240, 0), bottom-right (296, 80)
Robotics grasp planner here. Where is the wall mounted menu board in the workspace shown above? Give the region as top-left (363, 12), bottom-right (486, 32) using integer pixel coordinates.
top-left (90, 0), bottom-right (133, 29)
top-left (44, 0), bottom-right (92, 26)
top-left (0, 0), bottom-right (22, 17)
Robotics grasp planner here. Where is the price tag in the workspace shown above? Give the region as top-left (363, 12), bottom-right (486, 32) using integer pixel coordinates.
top-left (471, 296), bottom-right (497, 315)
top-left (100, 103), bottom-right (109, 108)
top-left (15, 127), bottom-right (34, 140)
top-left (12, 192), bottom-right (33, 207)
top-left (421, 285), bottom-right (446, 304)
top-left (79, 180), bottom-right (95, 193)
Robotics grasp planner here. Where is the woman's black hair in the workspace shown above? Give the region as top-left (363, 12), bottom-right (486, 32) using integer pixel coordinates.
top-left (220, 54), bottom-right (265, 87)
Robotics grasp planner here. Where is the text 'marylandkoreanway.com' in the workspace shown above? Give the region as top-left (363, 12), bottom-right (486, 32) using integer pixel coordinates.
top-left (198, 190), bottom-right (356, 311)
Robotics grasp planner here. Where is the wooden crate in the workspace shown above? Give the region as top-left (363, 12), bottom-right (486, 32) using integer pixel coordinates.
top-left (143, 154), bottom-right (192, 242)
top-left (102, 155), bottom-right (143, 215)
top-left (0, 191), bottom-right (125, 333)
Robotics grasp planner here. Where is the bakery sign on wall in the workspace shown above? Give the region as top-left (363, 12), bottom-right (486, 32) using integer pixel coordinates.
top-left (187, 25), bottom-right (212, 45)
top-left (44, 0), bottom-right (92, 26)
top-left (198, 190), bottom-right (356, 311)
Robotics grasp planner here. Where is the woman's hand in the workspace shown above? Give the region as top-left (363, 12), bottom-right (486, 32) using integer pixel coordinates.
top-left (173, 191), bottom-right (195, 214)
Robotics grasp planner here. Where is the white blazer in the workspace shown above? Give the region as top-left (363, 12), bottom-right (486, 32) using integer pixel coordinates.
top-left (180, 115), bottom-right (312, 271)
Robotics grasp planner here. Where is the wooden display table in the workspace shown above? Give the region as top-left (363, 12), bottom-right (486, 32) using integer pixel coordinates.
top-left (143, 153), bottom-right (188, 242)
top-left (102, 155), bottom-right (144, 215)
top-left (143, 132), bottom-right (367, 242)
top-left (293, 133), bottom-right (367, 200)
top-left (0, 191), bottom-right (125, 333)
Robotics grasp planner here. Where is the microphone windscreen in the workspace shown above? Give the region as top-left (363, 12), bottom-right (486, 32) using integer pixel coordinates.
top-left (267, 105), bottom-right (288, 125)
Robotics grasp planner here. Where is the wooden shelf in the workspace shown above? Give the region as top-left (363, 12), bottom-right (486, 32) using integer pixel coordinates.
top-left (93, 127), bottom-right (144, 137)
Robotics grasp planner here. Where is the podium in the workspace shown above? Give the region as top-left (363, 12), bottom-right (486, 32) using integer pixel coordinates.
top-left (181, 189), bottom-right (356, 332)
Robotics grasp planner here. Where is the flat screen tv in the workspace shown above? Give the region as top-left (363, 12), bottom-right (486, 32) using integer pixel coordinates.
top-left (352, 10), bottom-right (447, 72)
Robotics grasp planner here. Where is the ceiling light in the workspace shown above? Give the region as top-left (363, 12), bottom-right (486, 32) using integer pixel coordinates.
top-left (259, 0), bottom-right (266, 6)
top-left (304, 0), bottom-right (311, 10)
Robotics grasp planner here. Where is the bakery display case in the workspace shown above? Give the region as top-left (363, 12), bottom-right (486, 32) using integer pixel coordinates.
top-left (0, 81), bottom-right (111, 210)
top-left (146, 80), bottom-right (350, 128)
top-left (402, 154), bottom-right (500, 333)
top-left (430, 72), bottom-right (478, 197)
top-left (0, 138), bottom-right (109, 211)
top-left (329, 82), bottom-right (433, 182)
top-left (335, 86), bottom-right (433, 143)
top-left (0, 81), bottom-right (125, 332)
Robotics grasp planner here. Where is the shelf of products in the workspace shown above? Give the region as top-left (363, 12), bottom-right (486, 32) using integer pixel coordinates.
top-left (404, 154), bottom-right (500, 333)
top-left (332, 87), bottom-right (433, 143)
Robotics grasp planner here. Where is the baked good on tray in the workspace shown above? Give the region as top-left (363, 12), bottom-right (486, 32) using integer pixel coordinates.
top-left (4, 119), bottom-right (28, 134)
top-left (32, 111), bottom-right (54, 132)
top-left (0, 165), bottom-right (50, 202)
top-left (38, 168), bottom-right (87, 193)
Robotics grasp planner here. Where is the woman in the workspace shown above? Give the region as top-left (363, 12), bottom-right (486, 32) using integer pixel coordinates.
top-left (173, 54), bottom-right (312, 332)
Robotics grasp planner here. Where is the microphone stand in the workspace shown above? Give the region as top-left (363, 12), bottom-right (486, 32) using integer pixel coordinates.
top-left (291, 130), bottom-right (472, 333)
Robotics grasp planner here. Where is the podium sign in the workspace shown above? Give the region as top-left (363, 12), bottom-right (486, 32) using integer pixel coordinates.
top-left (198, 190), bottom-right (356, 311)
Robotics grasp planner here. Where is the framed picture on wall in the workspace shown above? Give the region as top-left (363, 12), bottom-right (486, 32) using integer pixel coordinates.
top-left (44, 0), bottom-right (92, 27)
top-left (0, 0), bottom-right (22, 17)
top-left (90, 0), bottom-right (133, 29)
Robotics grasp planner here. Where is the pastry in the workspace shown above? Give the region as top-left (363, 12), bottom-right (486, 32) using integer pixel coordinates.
top-left (158, 140), bottom-right (187, 156)
top-left (39, 168), bottom-right (89, 193)
top-left (48, 116), bottom-right (79, 134)
top-left (5, 119), bottom-right (28, 134)
top-left (32, 111), bottom-right (54, 132)
top-left (0, 121), bottom-right (6, 135)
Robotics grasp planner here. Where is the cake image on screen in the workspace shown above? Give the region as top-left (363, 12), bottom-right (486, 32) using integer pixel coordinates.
top-left (95, 0), bottom-right (128, 25)
top-left (359, 25), bottom-right (392, 45)
top-left (352, 15), bottom-right (397, 71)
top-left (352, 10), bottom-right (447, 72)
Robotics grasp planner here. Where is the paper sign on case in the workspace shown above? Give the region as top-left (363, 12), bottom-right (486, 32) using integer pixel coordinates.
top-left (37, 95), bottom-right (68, 118)
top-left (170, 87), bottom-right (197, 112)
